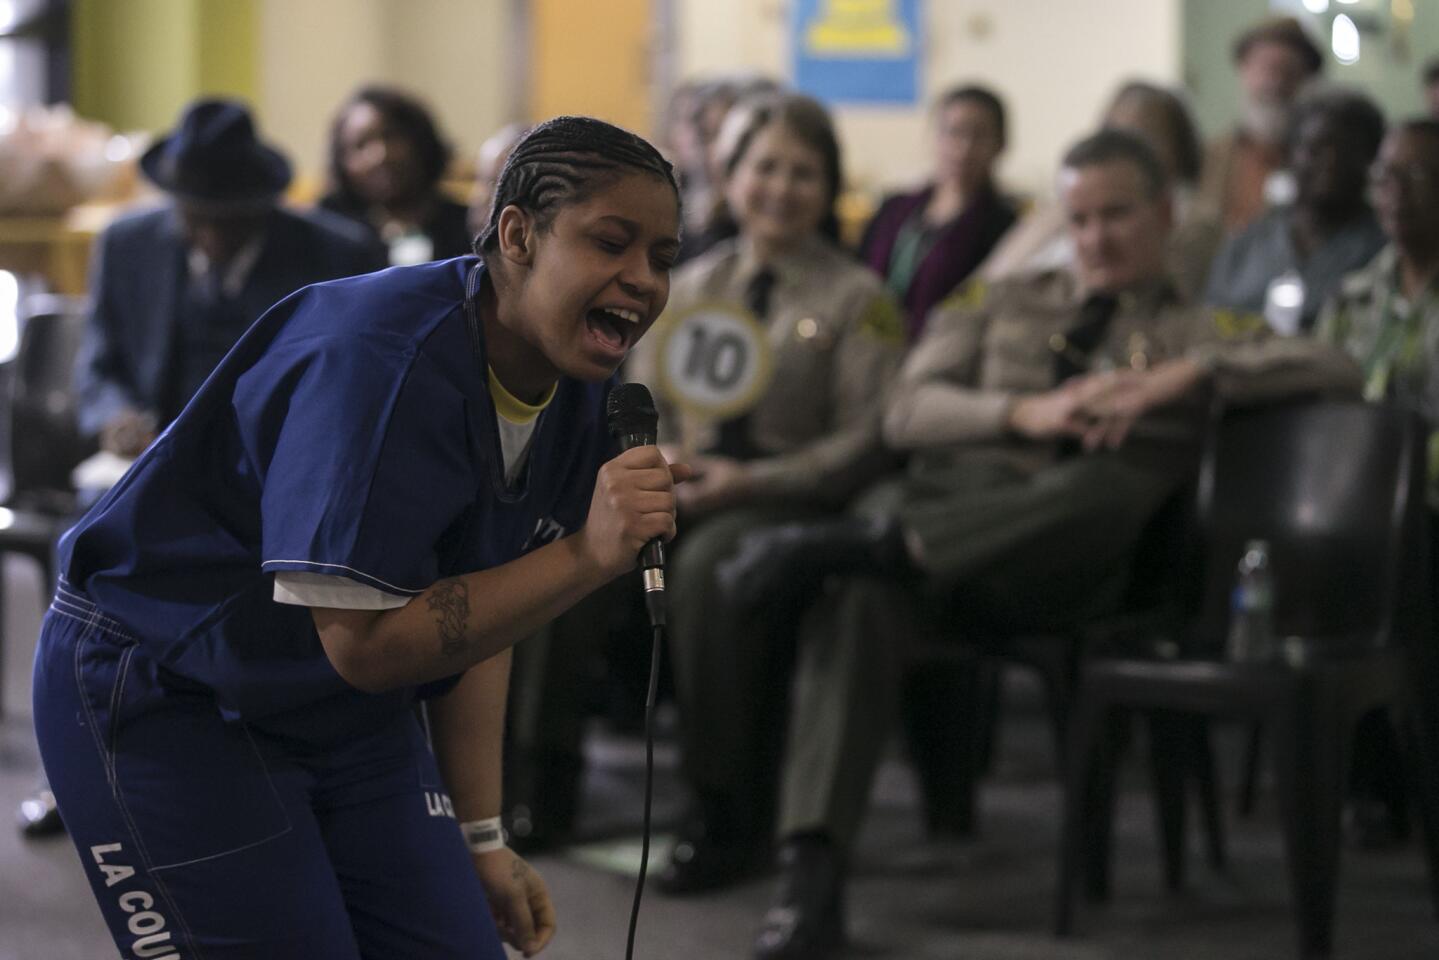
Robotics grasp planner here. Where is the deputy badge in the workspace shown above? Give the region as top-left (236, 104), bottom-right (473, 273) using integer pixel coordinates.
top-left (655, 301), bottom-right (774, 419)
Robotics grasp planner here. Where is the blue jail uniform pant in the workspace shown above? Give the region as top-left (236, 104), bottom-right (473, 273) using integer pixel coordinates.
top-left (32, 581), bottom-right (506, 960)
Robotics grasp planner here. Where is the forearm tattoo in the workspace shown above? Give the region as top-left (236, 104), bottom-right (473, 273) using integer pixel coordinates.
top-left (427, 579), bottom-right (470, 657)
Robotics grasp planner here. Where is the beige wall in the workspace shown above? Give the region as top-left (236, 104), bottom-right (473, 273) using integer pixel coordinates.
top-left (257, 0), bottom-right (511, 185)
top-left (677, 0), bottom-right (1182, 197)
top-left (380, 0), bottom-right (511, 173)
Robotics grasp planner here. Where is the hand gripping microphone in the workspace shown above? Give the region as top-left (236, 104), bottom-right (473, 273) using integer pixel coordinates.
top-left (606, 382), bottom-right (667, 627)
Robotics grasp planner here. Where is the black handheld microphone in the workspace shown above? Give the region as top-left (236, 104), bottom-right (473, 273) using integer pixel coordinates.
top-left (609, 383), bottom-right (670, 960)
top-left (607, 382), bottom-right (667, 627)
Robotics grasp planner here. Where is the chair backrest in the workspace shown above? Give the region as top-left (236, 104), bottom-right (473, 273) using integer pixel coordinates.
top-left (2, 295), bottom-right (90, 504)
top-left (1185, 400), bottom-right (1427, 652)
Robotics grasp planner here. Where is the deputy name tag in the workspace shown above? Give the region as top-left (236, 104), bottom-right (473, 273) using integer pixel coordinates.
top-left (655, 302), bottom-right (773, 419)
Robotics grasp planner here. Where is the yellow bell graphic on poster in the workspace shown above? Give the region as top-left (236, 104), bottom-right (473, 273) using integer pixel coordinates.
top-left (804, 0), bottom-right (911, 56)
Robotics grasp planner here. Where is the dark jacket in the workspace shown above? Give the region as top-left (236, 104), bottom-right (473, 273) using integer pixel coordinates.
top-left (858, 183), bottom-right (1017, 341)
top-left (75, 205), bottom-right (385, 436)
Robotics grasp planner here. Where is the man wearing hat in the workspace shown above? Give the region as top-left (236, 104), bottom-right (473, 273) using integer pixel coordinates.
top-left (1199, 15), bottom-right (1325, 232)
top-left (74, 97), bottom-right (385, 459)
top-left (17, 98), bottom-right (383, 839)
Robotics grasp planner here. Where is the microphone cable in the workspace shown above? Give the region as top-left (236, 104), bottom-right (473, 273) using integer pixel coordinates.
top-left (606, 382), bottom-right (669, 959)
top-left (624, 621), bottom-right (664, 960)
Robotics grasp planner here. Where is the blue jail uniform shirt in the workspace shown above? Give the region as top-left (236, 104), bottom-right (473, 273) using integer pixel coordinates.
top-left (58, 256), bottom-right (611, 746)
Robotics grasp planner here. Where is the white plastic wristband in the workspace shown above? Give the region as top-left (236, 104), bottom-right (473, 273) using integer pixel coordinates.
top-left (461, 816), bottom-right (507, 854)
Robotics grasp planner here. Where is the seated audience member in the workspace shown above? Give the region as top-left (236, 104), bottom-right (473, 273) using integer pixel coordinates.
top-left (1199, 15), bottom-right (1324, 232)
top-left (18, 98), bottom-right (383, 839)
top-left (1204, 86), bottom-right (1387, 334)
top-left (467, 121), bottom-right (529, 237)
top-left (321, 85), bottom-right (472, 264)
top-left (982, 80), bottom-right (1221, 302)
top-left (1105, 82), bottom-right (1224, 300)
top-left (77, 98), bottom-right (384, 459)
top-left (672, 79), bottom-right (743, 265)
top-left (663, 78), bottom-right (710, 204)
top-left (675, 76), bottom-right (784, 265)
top-left (712, 130), bottom-right (1360, 960)
top-left (625, 93), bottom-right (904, 900)
top-left (858, 84), bottom-right (1017, 340)
top-left (1315, 119), bottom-right (1439, 845)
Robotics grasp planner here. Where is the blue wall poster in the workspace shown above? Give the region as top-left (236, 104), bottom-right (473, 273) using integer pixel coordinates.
top-left (792, 0), bottom-right (921, 106)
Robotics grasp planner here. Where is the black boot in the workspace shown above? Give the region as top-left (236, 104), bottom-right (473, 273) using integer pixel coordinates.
top-left (657, 790), bottom-right (771, 895)
top-left (753, 833), bottom-right (844, 960)
top-left (717, 515), bottom-right (911, 616)
top-left (902, 665), bottom-right (989, 839)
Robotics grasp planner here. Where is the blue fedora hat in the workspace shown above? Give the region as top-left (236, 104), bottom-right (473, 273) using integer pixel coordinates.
top-left (140, 99), bottom-right (292, 210)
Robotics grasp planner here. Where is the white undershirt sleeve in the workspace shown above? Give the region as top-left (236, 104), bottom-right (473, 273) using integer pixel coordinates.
top-left (273, 571), bottom-right (412, 610)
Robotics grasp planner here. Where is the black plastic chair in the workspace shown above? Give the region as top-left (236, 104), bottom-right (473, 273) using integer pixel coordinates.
top-left (907, 456), bottom-right (1218, 841)
top-left (0, 294), bottom-right (89, 714)
top-left (1055, 400), bottom-right (1439, 959)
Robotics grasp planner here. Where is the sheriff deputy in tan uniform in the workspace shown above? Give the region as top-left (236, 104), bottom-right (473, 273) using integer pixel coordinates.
top-left (707, 128), bottom-right (1362, 960)
top-left (624, 94), bottom-right (906, 928)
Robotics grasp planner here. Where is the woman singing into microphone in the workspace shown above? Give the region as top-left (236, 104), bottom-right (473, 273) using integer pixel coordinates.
top-left (33, 117), bottom-right (685, 960)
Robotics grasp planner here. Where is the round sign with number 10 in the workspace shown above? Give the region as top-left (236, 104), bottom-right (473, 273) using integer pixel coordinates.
top-left (654, 302), bottom-right (774, 419)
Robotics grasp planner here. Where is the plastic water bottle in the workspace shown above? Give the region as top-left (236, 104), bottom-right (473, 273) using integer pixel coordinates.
top-left (1227, 540), bottom-right (1276, 662)
top-left (1263, 270), bottom-right (1305, 337)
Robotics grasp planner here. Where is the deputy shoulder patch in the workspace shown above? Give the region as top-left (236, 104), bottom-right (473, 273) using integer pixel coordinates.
top-left (938, 278), bottom-right (988, 313)
top-left (859, 295), bottom-right (905, 344)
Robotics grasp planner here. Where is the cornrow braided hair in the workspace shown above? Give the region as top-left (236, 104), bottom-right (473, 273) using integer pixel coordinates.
top-left (477, 116), bottom-right (679, 254)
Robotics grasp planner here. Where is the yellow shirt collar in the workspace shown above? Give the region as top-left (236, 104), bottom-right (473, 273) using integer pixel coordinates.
top-left (487, 367), bottom-right (556, 425)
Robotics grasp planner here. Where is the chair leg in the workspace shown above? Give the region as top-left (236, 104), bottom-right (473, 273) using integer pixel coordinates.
top-left (1273, 675), bottom-right (1349, 959)
top-left (1193, 719), bottom-right (1227, 872)
top-left (1056, 690), bottom-right (1109, 936)
top-left (1147, 711), bottom-right (1189, 892)
top-left (1043, 655), bottom-right (1077, 773)
top-left (1083, 711), bottom-right (1129, 902)
top-left (1239, 722), bottom-right (1263, 817)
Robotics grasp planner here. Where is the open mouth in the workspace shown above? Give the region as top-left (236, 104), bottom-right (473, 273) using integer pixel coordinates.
top-left (585, 307), bottom-right (643, 354)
